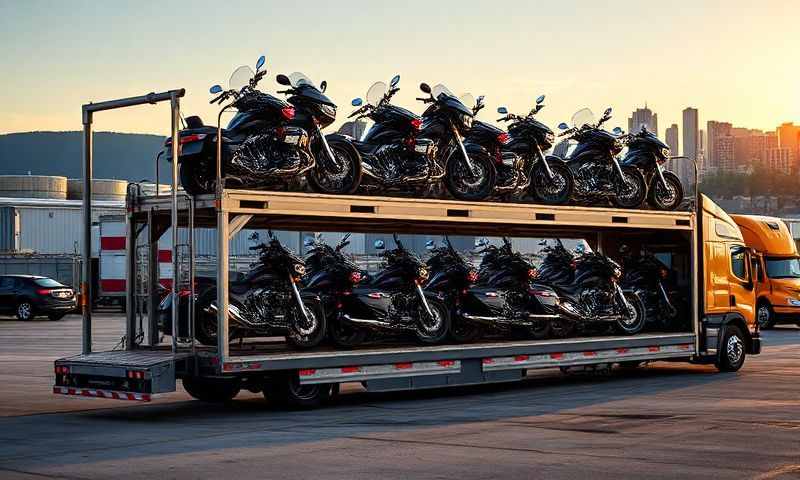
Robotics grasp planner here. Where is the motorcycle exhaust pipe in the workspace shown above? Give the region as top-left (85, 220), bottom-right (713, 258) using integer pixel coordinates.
top-left (205, 302), bottom-right (253, 328)
top-left (341, 314), bottom-right (399, 329)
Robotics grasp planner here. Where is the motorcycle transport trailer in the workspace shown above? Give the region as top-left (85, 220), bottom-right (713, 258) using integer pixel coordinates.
top-left (53, 90), bottom-right (760, 408)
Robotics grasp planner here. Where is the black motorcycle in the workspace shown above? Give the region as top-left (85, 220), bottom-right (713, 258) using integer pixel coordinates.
top-left (167, 56), bottom-right (359, 196)
top-left (193, 232), bottom-right (327, 349)
top-left (301, 233), bottom-right (368, 346)
top-left (619, 126), bottom-right (684, 210)
top-left (536, 239), bottom-right (645, 336)
top-left (555, 108), bottom-right (647, 208)
top-left (424, 236), bottom-right (483, 342)
top-left (458, 237), bottom-right (560, 339)
top-left (494, 95), bottom-right (573, 204)
top-left (619, 246), bottom-right (686, 331)
top-left (410, 83), bottom-right (497, 201)
top-left (334, 234), bottom-right (451, 346)
top-left (274, 71), bottom-right (362, 194)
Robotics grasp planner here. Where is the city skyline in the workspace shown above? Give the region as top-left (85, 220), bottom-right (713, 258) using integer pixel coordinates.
top-left (0, 0), bottom-right (798, 137)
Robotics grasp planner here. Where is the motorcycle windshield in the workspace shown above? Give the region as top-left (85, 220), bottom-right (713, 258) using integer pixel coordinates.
top-left (366, 81), bottom-right (388, 106)
top-left (459, 93), bottom-right (475, 111)
top-left (288, 72), bottom-right (316, 89)
top-left (229, 65), bottom-right (254, 91)
top-left (571, 108), bottom-right (595, 128)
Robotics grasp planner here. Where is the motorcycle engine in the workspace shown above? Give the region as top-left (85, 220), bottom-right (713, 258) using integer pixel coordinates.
top-left (502, 290), bottom-right (528, 318)
top-left (243, 288), bottom-right (291, 328)
top-left (575, 163), bottom-right (612, 192)
top-left (579, 287), bottom-right (615, 316)
top-left (231, 133), bottom-right (311, 176)
top-left (374, 144), bottom-right (428, 180)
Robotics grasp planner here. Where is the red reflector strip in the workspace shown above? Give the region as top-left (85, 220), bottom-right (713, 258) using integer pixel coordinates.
top-left (583, 351), bottom-right (597, 357)
top-left (298, 369), bottom-right (316, 376)
top-left (53, 386), bottom-right (151, 402)
top-left (616, 348), bottom-right (630, 354)
top-left (550, 353), bottom-right (564, 360)
top-left (394, 362), bottom-right (413, 370)
top-left (100, 236), bottom-right (126, 250)
top-left (341, 366), bottom-right (360, 373)
top-left (482, 358), bottom-right (494, 365)
top-left (514, 355), bottom-right (529, 362)
top-left (157, 250), bottom-right (172, 263)
top-left (649, 346), bottom-right (660, 352)
top-left (437, 360), bottom-right (455, 367)
top-left (679, 344), bottom-right (692, 350)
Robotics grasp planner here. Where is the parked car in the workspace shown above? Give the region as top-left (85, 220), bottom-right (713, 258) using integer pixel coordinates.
top-left (0, 275), bottom-right (77, 321)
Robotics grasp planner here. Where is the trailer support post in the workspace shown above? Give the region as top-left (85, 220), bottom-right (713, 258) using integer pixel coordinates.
top-left (81, 113), bottom-right (93, 355)
top-left (170, 93), bottom-right (180, 354)
top-left (125, 191), bottom-right (137, 350)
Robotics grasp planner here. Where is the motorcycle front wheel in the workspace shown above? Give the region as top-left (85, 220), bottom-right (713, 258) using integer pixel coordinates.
top-left (616, 291), bottom-right (646, 335)
top-left (286, 298), bottom-right (327, 349)
top-left (444, 151), bottom-right (496, 201)
top-left (415, 299), bottom-right (451, 344)
top-left (613, 166), bottom-right (647, 209)
top-left (647, 171), bottom-right (684, 211)
top-left (306, 139), bottom-right (362, 195)
top-left (531, 161), bottom-right (573, 205)
top-left (179, 158), bottom-right (214, 196)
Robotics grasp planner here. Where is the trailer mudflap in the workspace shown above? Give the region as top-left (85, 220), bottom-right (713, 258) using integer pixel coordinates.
top-left (53, 350), bottom-right (191, 400)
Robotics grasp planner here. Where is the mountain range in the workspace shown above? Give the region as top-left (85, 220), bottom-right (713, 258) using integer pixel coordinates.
top-left (0, 131), bottom-right (168, 181)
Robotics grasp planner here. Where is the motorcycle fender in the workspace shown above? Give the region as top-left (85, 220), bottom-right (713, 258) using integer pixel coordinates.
top-left (528, 283), bottom-right (560, 307)
top-left (463, 142), bottom-right (490, 157)
top-left (544, 155), bottom-right (568, 167)
top-left (321, 133), bottom-right (362, 170)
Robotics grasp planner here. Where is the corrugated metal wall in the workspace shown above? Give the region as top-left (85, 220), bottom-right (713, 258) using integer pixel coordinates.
top-left (17, 205), bottom-right (122, 254)
top-left (0, 207), bottom-right (19, 252)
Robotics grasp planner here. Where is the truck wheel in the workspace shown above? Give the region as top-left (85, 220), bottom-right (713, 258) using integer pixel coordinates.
top-left (756, 302), bottom-right (775, 329)
top-left (716, 325), bottom-right (746, 372)
top-left (264, 374), bottom-right (337, 409)
top-left (182, 376), bottom-right (241, 402)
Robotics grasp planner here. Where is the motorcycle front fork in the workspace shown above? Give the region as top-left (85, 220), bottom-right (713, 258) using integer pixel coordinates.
top-left (534, 144), bottom-right (555, 180)
top-left (289, 273), bottom-right (311, 323)
top-left (314, 123), bottom-right (339, 171)
top-left (615, 283), bottom-right (635, 314)
top-left (416, 283), bottom-right (434, 318)
top-left (451, 123), bottom-right (479, 177)
top-left (654, 163), bottom-right (669, 189)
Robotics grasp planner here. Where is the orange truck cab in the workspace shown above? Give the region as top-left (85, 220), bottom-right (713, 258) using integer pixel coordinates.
top-left (698, 195), bottom-right (761, 369)
top-left (731, 214), bottom-right (800, 328)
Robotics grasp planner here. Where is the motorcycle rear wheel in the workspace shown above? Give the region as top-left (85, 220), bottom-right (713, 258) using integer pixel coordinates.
top-left (306, 139), bottom-right (362, 194)
top-left (179, 158), bottom-right (214, 196)
top-left (329, 318), bottom-right (368, 348)
top-left (647, 171), bottom-right (684, 211)
top-left (613, 166), bottom-right (647, 209)
top-left (531, 161), bottom-right (573, 205)
top-left (449, 317), bottom-right (485, 343)
top-left (415, 299), bottom-right (451, 344)
top-left (444, 151), bottom-right (496, 201)
top-left (286, 299), bottom-right (327, 349)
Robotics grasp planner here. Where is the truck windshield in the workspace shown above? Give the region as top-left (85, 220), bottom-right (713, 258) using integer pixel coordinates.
top-left (765, 257), bottom-right (800, 279)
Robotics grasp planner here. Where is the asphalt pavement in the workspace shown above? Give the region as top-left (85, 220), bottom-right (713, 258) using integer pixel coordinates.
top-left (0, 313), bottom-right (798, 479)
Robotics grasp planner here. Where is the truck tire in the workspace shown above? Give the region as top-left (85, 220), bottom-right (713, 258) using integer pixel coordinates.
top-left (756, 301), bottom-right (775, 329)
top-left (264, 374), bottom-right (338, 410)
top-left (182, 376), bottom-right (241, 402)
top-left (716, 325), bottom-right (746, 372)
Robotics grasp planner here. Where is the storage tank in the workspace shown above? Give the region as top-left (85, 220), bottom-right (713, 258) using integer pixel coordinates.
top-left (67, 178), bottom-right (128, 200)
top-left (0, 175), bottom-right (68, 199)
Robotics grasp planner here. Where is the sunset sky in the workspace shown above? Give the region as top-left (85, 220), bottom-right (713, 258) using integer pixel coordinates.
top-left (1, 0), bottom-right (797, 139)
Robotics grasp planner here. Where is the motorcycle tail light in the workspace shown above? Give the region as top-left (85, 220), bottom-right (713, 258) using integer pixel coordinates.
top-left (570, 260), bottom-right (577, 269)
top-left (281, 106), bottom-right (295, 120)
top-left (467, 270), bottom-right (479, 283)
top-left (349, 271), bottom-right (362, 284)
top-left (660, 268), bottom-right (669, 279)
top-left (497, 132), bottom-right (509, 144)
top-left (528, 268), bottom-right (539, 279)
top-left (410, 118), bottom-right (422, 131)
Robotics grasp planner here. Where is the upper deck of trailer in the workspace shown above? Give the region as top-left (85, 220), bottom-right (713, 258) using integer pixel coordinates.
top-left (131, 189), bottom-right (695, 236)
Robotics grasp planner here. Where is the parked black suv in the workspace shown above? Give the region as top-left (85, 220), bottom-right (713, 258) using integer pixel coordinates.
top-left (0, 275), bottom-right (77, 321)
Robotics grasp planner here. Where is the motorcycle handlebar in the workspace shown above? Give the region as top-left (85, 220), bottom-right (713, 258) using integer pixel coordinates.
top-left (416, 97), bottom-right (433, 103)
top-left (210, 92), bottom-right (227, 104)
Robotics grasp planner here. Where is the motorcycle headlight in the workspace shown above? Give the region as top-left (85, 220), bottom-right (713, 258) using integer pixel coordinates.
top-left (293, 264), bottom-right (306, 275)
top-left (545, 132), bottom-right (555, 144)
top-left (613, 267), bottom-right (622, 279)
top-left (417, 267), bottom-right (429, 280)
top-left (320, 104), bottom-right (336, 118)
top-left (661, 147), bottom-right (670, 158)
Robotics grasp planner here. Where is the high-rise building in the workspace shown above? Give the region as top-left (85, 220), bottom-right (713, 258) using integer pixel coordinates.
top-left (665, 123), bottom-right (680, 174)
top-left (777, 122), bottom-right (799, 172)
top-left (717, 135), bottom-right (735, 171)
top-left (627, 106), bottom-right (658, 137)
top-left (766, 148), bottom-right (791, 174)
top-left (681, 108), bottom-right (698, 183)
top-left (706, 121), bottom-right (732, 170)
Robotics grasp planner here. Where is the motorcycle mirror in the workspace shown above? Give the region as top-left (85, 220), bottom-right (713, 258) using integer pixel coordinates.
top-left (477, 95), bottom-right (485, 105)
top-left (255, 55), bottom-right (266, 72)
top-left (558, 122), bottom-right (569, 130)
top-left (612, 127), bottom-right (623, 134)
top-left (303, 237), bottom-right (315, 247)
top-left (390, 74), bottom-right (400, 87)
top-left (373, 239), bottom-right (385, 250)
top-left (320, 80), bottom-right (327, 93)
top-left (209, 85), bottom-right (223, 94)
top-left (474, 237), bottom-right (489, 247)
top-left (604, 107), bottom-right (613, 116)
top-left (276, 74), bottom-right (291, 86)
top-left (425, 240), bottom-right (436, 250)
top-left (419, 82), bottom-right (432, 94)
top-left (536, 94), bottom-right (545, 104)
top-left (351, 97), bottom-right (363, 107)
top-left (497, 106), bottom-right (508, 114)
